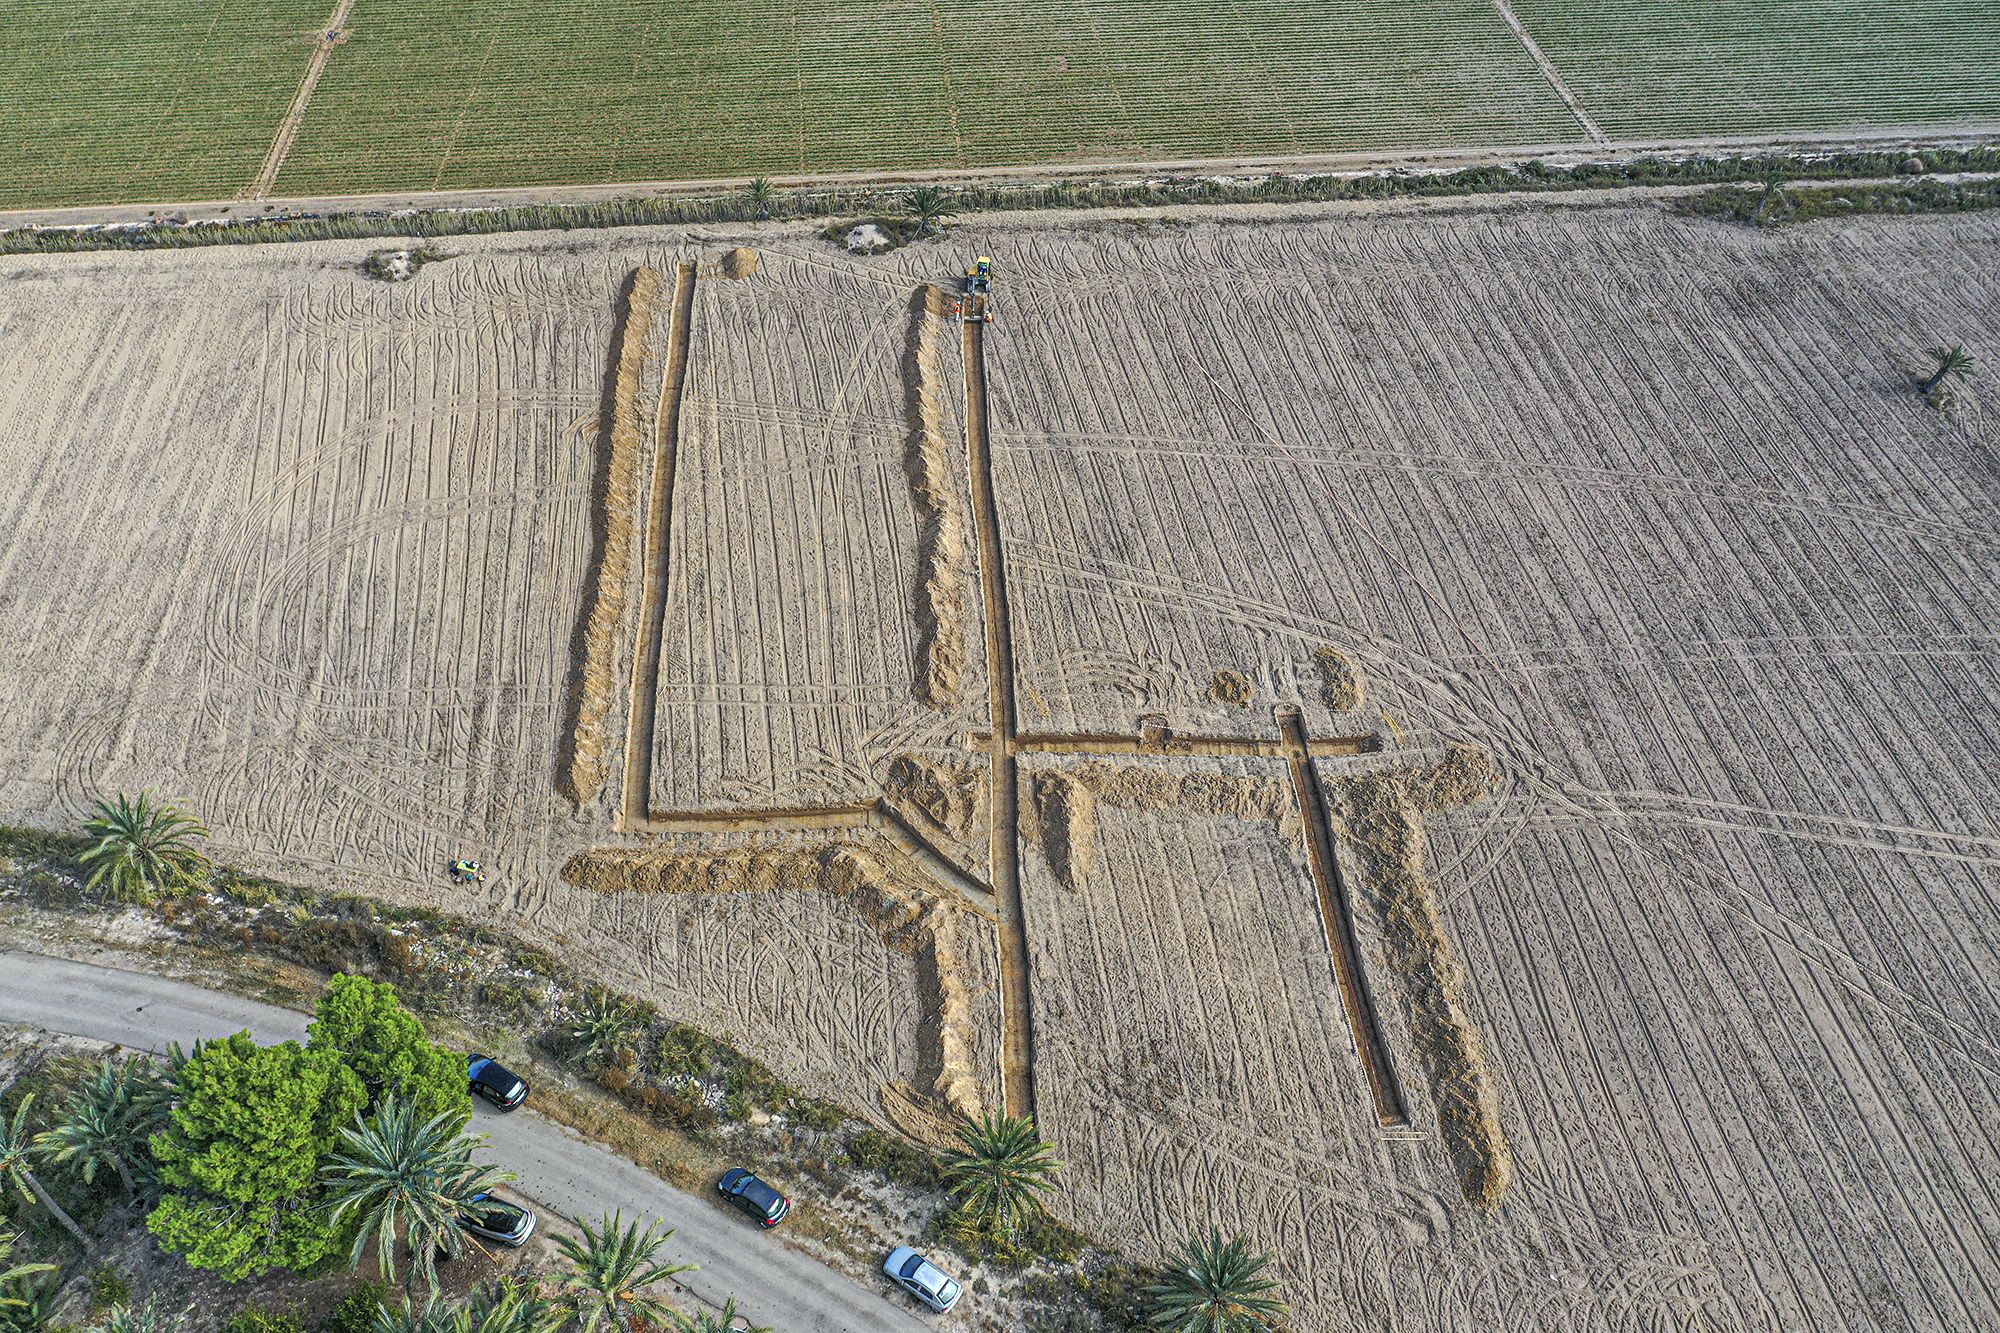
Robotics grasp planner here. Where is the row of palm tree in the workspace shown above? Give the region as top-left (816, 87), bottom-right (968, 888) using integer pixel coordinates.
top-left (934, 1111), bottom-right (1286, 1330)
top-left (320, 1100), bottom-right (758, 1333)
top-left (740, 178), bottom-right (955, 235)
top-left (39, 796), bottom-right (1284, 1329)
top-left (0, 1051), bottom-right (177, 1251)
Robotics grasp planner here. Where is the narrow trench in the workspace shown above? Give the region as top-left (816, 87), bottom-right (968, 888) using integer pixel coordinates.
top-left (621, 259), bottom-right (698, 827)
top-left (961, 317), bottom-right (1039, 1118)
top-left (1276, 704), bottom-right (1409, 1128)
top-left (1009, 730), bottom-right (1379, 757)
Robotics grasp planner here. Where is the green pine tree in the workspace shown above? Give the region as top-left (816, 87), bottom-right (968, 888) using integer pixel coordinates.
top-left (147, 1032), bottom-right (365, 1279)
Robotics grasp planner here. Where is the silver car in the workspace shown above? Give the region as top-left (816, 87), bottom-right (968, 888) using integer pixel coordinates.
top-left (883, 1246), bottom-right (961, 1313)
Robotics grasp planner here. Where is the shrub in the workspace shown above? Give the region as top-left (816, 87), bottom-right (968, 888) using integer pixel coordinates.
top-left (225, 1308), bottom-right (304, 1333)
top-left (652, 1088), bottom-right (718, 1135)
top-left (652, 1025), bottom-right (713, 1081)
top-left (845, 1129), bottom-right (939, 1189)
top-left (85, 1268), bottom-right (130, 1311)
top-left (480, 980), bottom-right (534, 1012)
top-left (508, 946), bottom-right (558, 975)
top-left (215, 870), bottom-right (283, 906)
top-left (319, 1283), bottom-right (390, 1333)
top-left (785, 1099), bottom-right (845, 1132)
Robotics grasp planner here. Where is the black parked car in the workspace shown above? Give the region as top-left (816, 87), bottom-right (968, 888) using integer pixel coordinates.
top-left (717, 1167), bottom-right (790, 1228)
top-left (458, 1192), bottom-right (536, 1246)
top-left (468, 1054), bottom-right (528, 1110)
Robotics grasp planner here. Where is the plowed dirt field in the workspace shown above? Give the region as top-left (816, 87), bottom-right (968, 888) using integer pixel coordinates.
top-left (1, 194), bottom-right (1996, 1331)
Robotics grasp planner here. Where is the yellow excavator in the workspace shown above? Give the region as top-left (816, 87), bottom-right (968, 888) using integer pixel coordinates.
top-left (958, 256), bottom-right (994, 324)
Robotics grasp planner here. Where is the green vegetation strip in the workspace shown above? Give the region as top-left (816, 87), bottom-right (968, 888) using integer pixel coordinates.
top-left (4, 147), bottom-right (1997, 256)
top-left (1675, 175), bottom-right (2000, 224)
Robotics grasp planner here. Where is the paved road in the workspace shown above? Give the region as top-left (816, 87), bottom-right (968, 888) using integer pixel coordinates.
top-left (0, 951), bottom-right (935, 1333)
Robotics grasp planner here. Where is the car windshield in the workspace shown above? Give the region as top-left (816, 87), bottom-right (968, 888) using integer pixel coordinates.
top-left (469, 1200), bottom-right (522, 1231)
top-left (898, 1254), bottom-right (926, 1280)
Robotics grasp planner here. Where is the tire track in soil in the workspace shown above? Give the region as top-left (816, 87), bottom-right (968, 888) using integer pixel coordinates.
top-left (961, 316), bottom-right (1038, 1118)
top-left (1277, 703), bottom-right (1410, 1128)
top-left (622, 260), bottom-right (697, 827)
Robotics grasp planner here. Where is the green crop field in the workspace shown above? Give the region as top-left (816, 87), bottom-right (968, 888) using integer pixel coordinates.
top-left (273, 0), bottom-right (1577, 195)
top-left (1, 0), bottom-right (1997, 211)
top-left (0, 0), bottom-right (327, 209)
top-left (1511, 0), bottom-right (2000, 139)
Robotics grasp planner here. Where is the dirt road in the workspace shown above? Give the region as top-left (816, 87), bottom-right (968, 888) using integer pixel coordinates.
top-left (0, 951), bottom-right (938, 1333)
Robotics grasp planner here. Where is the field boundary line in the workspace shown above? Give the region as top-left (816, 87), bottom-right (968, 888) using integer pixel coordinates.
top-left (925, 0), bottom-right (967, 168)
top-left (23, 127), bottom-right (2000, 229)
top-left (621, 259), bottom-right (697, 827)
top-left (961, 317), bottom-right (1037, 1118)
top-left (246, 0), bottom-right (356, 200)
top-left (1486, 0), bottom-right (1607, 144)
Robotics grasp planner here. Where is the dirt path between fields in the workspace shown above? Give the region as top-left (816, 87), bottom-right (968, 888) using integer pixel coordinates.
top-left (1487, 0), bottom-right (1607, 144)
top-left (19, 124), bottom-right (1996, 229)
top-left (246, 0), bottom-right (355, 200)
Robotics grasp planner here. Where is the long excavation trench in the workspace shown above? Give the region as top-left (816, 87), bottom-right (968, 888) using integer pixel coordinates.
top-left (622, 260), bottom-right (698, 827)
top-left (1277, 705), bottom-right (1409, 1127)
top-left (961, 317), bottom-right (1039, 1119)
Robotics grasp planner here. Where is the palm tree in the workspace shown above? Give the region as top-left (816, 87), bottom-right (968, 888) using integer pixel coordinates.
top-left (554, 1213), bottom-right (697, 1333)
top-left (904, 186), bottom-right (955, 238)
top-left (322, 1097), bottom-right (515, 1299)
top-left (38, 1060), bottom-right (167, 1194)
top-left (0, 1272), bottom-right (58, 1333)
top-left (1752, 167), bottom-right (1785, 224)
top-left (0, 1230), bottom-right (54, 1309)
top-left (0, 1096), bottom-right (88, 1248)
top-left (369, 1299), bottom-right (456, 1333)
top-left (1144, 1231), bottom-right (1287, 1333)
top-left (463, 1280), bottom-right (565, 1333)
top-left (1920, 345), bottom-right (1975, 395)
top-left (744, 177), bottom-right (776, 220)
top-left (938, 1112), bottom-right (1062, 1235)
top-left (689, 1301), bottom-right (770, 1333)
top-left (77, 794), bottom-right (210, 903)
top-left (567, 991), bottom-right (639, 1071)
top-left (103, 1304), bottom-right (183, 1333)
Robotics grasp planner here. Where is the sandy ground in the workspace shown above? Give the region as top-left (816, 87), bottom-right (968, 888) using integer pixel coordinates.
top-left (2, 192), bottom-right (1998, 1331)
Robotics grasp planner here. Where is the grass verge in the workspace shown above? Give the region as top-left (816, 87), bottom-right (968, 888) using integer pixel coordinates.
top-left (3, 146), bottom-right (1997, 256)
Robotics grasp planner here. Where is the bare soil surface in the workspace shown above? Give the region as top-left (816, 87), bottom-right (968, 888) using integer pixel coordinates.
top-left (2, 191), bottom-right (1997, 1331)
